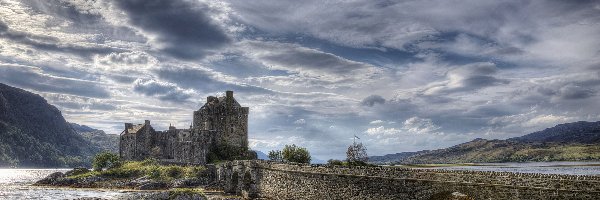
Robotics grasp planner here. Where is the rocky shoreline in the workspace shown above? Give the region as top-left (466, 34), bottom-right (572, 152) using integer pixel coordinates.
top-left (34, 168), bottom-right (240, 200)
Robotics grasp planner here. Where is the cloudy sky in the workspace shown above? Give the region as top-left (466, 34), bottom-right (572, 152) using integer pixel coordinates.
top-left (1, 0), bottom-right (599, 160)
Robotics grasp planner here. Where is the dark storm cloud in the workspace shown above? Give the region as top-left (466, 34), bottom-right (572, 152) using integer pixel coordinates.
top-left (361, 95), bottom-right (385, 107)
top-left (0, 65), bottom-right (110, 98)
top-left (537, 84), bottom-right (596, 100)
top-left (0, 21), bottom-right (117, 57)
top-left (132, 78), bottom-right (192, 102)
top-left (115, 0), bottom-right (231, 59)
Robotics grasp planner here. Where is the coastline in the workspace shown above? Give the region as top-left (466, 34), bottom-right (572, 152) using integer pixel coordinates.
top-left (32, 165), bottom-right (241, 200)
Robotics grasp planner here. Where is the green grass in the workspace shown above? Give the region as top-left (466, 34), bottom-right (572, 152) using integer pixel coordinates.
top-left (67, 159), bottom-right (206, 181)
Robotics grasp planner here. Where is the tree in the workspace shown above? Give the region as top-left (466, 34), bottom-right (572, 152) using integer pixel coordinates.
top-left (268, 150), bottom-right (282, 162)
top-left (92, 152), bottom-right (120, 171)
top-left (347, 140), bottom-right (368, 164)
top-left (207, 142), bottom-right (256, 163)
top-left (281, 144), bottom-right (311, 163)
top-left (327, 159), bottom-right (344, 166)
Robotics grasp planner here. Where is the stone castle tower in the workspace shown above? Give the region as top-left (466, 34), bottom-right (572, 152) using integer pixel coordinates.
top-left (193, 91), bottom-right (249, 149)
top-left (119, 91), bottom-right (249, 164)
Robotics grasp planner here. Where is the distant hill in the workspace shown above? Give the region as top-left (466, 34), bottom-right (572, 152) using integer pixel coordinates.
top-left (370, 121), bottom-right (600, 164)
top-left (369, 151), bottom-right (423, 164)
top-left (70, 123), bottom-right (119, 154)
top-left (0, 83), bottom-right (100, 168)
top-left (255, 150), bottom-right (269, 160)
top-left (511, 121), bottom-right (600, 144)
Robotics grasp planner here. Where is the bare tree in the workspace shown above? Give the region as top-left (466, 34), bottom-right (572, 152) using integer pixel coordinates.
top-left (346, 135), bottom-right (368, 163)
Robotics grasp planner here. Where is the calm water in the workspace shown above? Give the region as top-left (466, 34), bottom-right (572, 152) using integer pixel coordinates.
top-left (411, 161), bottom-right (600, 175)
top-left (0, 169), bottom-right (142, 199)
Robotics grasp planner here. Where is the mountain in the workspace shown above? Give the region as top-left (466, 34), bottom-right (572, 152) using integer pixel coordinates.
top-left (511, 121), bottom-right (600, 144)
top-left (370, 121), bottom-right (600, 164)
top-left (369, 151), bottom-right (423, 164)
top-left (70, 123), bottom-right (119, 153)
top-left (0, 83), bottom-right (100, 168)
top-left (255, 150), bottom-right (269, 160)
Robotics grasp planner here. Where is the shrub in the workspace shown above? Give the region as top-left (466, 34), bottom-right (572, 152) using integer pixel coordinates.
top-left (165, 165), bottom-right (184, 179)
top-left (146, 165), bottom-right (161, 179)
top-left (101, 167), bottom-right (140, 178)
top-left (281, 144), bottom-right (311, 163)
top-left (327, 159), bottom-right (344, 166)
top-left (141, 158), bottom-right (159, 166)
top-left (207, 142), bottom-right (257, 163)
top-left (184, 166), bottom-right (206, 179)
top-left (92, 152), bottom-right (121, 171)
top-left (268, 150), bottom-right (282, 162)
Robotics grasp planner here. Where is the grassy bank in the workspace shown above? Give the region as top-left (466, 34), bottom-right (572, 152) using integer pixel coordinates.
top-left (69, 159), bottom-right (206, 181)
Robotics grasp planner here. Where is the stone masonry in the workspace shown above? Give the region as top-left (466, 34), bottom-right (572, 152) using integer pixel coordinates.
top-left (119, 91), bottom-right (249, 165)
top-left (213, 160), bottom-right (600, 200)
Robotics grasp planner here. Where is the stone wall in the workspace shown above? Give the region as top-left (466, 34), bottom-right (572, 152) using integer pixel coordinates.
top-left (213, 160), bottom-right (600, 199)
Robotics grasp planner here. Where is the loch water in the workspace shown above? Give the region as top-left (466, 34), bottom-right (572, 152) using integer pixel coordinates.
top-left (0, 169), bottom-right (141, 199)
top-left (409, 161), bottom-right (600, 175)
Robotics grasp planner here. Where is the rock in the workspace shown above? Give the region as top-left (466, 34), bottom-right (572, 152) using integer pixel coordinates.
top-left (76, 175), bottom-right (107, 187)
top-left (35, 172), bottom-right (65, 185)
top-left (124, 192), bottom-right (169, 200)
top-left (65, 168), bottom-right (90, 177)
top-left (137, 181), bottom-right (168, 190)
top-left (428, 191), bottom-right (474, 200)
top-left (131, 176), bottom-right (151, 185)
top-left (172, 178), bottom-right (203, 188)
top-left (171, 194), bottom-right (207, 200)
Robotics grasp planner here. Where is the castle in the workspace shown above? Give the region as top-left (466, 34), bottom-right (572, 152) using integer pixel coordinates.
top-left (119, 91), bottom-right (249, 164)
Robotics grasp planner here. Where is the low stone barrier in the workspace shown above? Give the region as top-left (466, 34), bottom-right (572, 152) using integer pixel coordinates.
top-left (212, 160), bottom-right (600, 199)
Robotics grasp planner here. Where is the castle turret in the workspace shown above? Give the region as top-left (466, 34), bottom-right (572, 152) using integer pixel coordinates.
top-left (125, 123), bottom-right (133, 130)
top-left (226, 91), bottom-right (233, 109)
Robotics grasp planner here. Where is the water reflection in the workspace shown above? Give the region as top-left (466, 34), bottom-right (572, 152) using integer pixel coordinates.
top-left (0, 169), bottom-right (135, 200)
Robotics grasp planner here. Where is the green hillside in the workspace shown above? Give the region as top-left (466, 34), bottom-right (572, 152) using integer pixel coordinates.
top-left (0, 83), bottom-right (100, 168)
top-left (371, 121), bottom-right (600, 164)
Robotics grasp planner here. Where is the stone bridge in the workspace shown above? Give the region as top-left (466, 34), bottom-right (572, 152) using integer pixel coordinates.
top-left (210, 160), bottom-right (600, 199)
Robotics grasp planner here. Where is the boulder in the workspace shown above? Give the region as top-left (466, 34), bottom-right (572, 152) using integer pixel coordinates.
top-left (137, 181), bottom-right (168, 190)
top-left (35, 172), bottom-right (65, 185)
top-left (172, 178), bottom-right (203, 188)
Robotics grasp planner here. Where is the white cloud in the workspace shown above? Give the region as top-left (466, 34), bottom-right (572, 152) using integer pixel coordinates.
top-left (402, 117), bottom-right (442, 135)
top-left (95, 51), bottom-right (158, 71)
top-left (293, 119), bottom-right (306, 125)
top-left (523, 114), bottom-right (574, 128)
top-left (369, 120), bottom-right (384, 124)
top-left (366, 126), bottom-right (402, 136)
